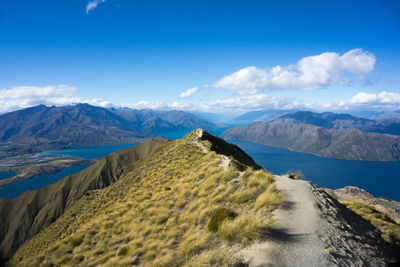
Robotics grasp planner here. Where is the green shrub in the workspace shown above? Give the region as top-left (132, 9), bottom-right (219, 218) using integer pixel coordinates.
top-left (118, 246), bottom-right (129, 256)
top-left (288, 171), bottom-right (302, 179)
top-left (59, 255), bottom-right (72, 265)
top-left (40, 262), bottom-right (54, 267)
top-left (70, 236), bottom-right (83, 247)
top-left (104, 222), bottom-right (113, 229)
top-left (207, 208), bottom-right (237, 232)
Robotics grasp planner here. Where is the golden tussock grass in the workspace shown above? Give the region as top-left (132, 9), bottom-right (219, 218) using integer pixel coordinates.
top-left (10, 131), bottom-right (282, 266)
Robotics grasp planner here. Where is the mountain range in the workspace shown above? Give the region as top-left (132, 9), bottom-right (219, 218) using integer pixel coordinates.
top-left (369, 110), bottom-right (400, 123)
top-left (270, 111), bottom-right (400, 136)
top-left (0, 104), bottom-right (219, 156)
top-left (109, 108), bottom-right (219, 133)
top-left (233, 109), bottom-right (298, 123)
top-left (221, 122), bottom-right (400, 161)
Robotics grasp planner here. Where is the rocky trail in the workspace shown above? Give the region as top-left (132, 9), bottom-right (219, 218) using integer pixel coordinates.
top-left (241, 175), bottom-right (397, 267)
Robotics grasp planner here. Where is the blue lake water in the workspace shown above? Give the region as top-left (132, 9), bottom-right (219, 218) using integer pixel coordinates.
top-left (40, 143), bottom-right (138, 159)
top-left (0, 143), bottom-right (138, 199)
top-left (0, 171), bottom-right (17, 180)
top-left (0, 165), bottom-right (90, 199)
top-left (231, 141), bottom-right (400, 201)
top-left (158, 129), bottom-right (400, 201)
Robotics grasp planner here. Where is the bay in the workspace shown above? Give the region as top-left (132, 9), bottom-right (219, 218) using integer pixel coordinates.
top-left (40, 143), bottom-right (138, 159)
top-left (0, 165), bottom-right (90, 199)
top-left (0, 143), bottom-right (138, 199)
top-left (0, 171), bottom-right (16, 181)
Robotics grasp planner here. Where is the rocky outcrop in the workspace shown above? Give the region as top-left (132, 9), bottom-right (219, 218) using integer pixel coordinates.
top-left (324, 186), bottom-right (400, 224)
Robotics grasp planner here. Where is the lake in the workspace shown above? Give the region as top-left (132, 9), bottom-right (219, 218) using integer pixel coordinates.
top-left (40, 143), bottom-right (139, 159)
top-left (157, 129), bottom-right (400, 201)
top-left (232, 141), bottom-right (400, 201)
top-left (0, 170), bottom-right (16, 180)
top-left (0, 143), bottom-right (138, 199)
top-left (1, 129), bottom-right (400, 201)
top-left (0, 165), bottom-right (90, 199)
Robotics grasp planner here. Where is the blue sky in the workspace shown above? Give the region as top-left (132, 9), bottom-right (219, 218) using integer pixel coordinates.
top-left (0, 0), bottom-right (399, 114)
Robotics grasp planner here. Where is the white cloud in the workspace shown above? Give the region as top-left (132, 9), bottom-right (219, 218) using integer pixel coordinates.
top-left (121, 101), bottom-right (168, 110)
top-left (120, 94), bottom-right (299, 113)
top-left (179, 87), bottom-right (198, 99)
top-left (85, 98), bottom-right (112, 107)
top-left (86, 0), bottom-right (107, 13)
top-left (0, 85), bottom-right (112, 114)
top-left (213, 49), bottom-right (376, 93)
top-left (338, 91), bottom-right (400, 109)
top-left (200, 94), bottom-right (300, 112)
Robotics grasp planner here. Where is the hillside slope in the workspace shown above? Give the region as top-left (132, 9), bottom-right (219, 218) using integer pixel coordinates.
top-left (3, 130), bottom-right (399, 266)
top-left (7, 130), bottom-right (280, 266)
top-left (324, 186), bottom-right (400, 225)
top-left (0, 138), bottom-right (169, 261)
top-left (271, 111), bottom-right (400, 136)
top-left (221, 122), bottom-right (400, 161)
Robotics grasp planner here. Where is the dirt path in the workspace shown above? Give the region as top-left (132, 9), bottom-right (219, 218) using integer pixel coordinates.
top-left (192, 128), bottom-right (231, 171)
top-left (241, 175), bottom-right (330, 266)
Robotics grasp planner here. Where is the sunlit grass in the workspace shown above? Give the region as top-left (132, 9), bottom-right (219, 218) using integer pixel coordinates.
top-left (342, 201), bottom-right (400, 247)
top-left (10, 131), bottom-right (282, 266)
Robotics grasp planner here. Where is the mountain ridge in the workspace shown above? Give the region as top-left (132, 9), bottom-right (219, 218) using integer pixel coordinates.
top-left (0, 104), bottom-right (219, 156)
top-left (271, 111), bottom-right (400, 136)
top-left (233, 109), bottom-right (298, 123)
top-left (221, 121), bottom-right (400, 161)
top-left (5, 130), bottom-right (282, 266)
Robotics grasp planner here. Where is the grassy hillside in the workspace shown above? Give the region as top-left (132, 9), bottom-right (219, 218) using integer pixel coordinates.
top-left (8, 131), bottom-right (281, 266)
top-left (0, 138), bottom-right (169, 261)
top-left (342, 201), bottom-right (400, 248)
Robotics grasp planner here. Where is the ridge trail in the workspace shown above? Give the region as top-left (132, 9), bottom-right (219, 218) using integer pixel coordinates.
top-left (241, 175), bottom-right (329, 266)
top-left (192, 128), bottom-right (231, 171)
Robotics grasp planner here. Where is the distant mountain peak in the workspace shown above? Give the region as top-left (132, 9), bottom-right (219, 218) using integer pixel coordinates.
top-left (0, 104), bottom-right (220, 156)
top-left (271, 110), bottom-right (400, 136)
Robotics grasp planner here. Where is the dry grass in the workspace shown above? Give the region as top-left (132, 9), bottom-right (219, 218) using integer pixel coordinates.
top-left (342, 201), bottom-right (400, 247)
top-left (10, 131), bottom-right (282, 266)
